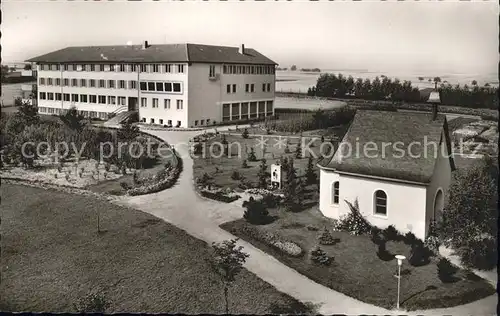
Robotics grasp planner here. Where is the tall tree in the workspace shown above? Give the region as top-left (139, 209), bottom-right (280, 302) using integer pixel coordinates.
top-left (305, 156), bottom-right (317, 185)
top-left (60, 106), bottom-right (86, 131)
top-left (209, 239), bottom-right (249, 314)
top-left (257, 158), bottom-right (268, 188)
top-left (440, 155), bottom-right (498, 268)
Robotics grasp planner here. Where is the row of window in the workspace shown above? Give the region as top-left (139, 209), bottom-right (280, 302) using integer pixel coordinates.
top-left (225, 83), bottom-right (272, 94)
top-left (38, 91), bottom-right (184, 109)
top-left (221, 101), bottom-right (274, 121)
top-left (38, 78), bottom-right (184, 94)
top-left (39, 92), bottom-right (125, 105)
top-left (39, 63), bottom-right (185, 74)
top-left (140, 118), bottom-right (182, 127)
top-left (38, 107), bottom-right (109, 119)
top-left (332, 182), bottom-right (388, 216)
top-left (140, 98), bottom-right (183, 110)
top-left (139, 81), bottom-right (182, 93)
top-left (222, 64), bottom-right (275, 75)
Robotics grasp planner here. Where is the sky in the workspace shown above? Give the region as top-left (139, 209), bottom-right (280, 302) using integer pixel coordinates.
top-left (1, 1), bottom-right (498, 76)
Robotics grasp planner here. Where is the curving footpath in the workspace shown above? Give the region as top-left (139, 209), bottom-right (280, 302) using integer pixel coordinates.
top-left (111, 126), bottom-right (497, 315)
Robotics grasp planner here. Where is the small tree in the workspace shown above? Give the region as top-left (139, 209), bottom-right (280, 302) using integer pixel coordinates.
top-left (243, 197), bottom-right (270, 224)
top-left (209, 239), bottom-right (250, 314)
top-left (74, 290), bottom-right (110, 313)
top-left (318, 227), bottom-right (337, 245)
top-left (437, 258), bottom-right (459, 283)
top-left (17, 100), bottom-right (40, 126)
top-left (60, 106), bottom-right (86, 131)
top-left (231, 171), bottom-right (242, 180)
top-left (257, 159), bottom-right (268, 188)
top-left (294, 141), bottom-right (302, 159)
top-left (118, 121), bottom-right (140, 142)
top-left (284, 141), bottom-right (290, 153)
top-left (296, 177), bottom-right (305, 206)
top-left (440, 155), bottom-right (498, 269)
top-left (283, 158), bottom-right (298, 211)
top-left (241, 159), bottom-right (248, 169)
top-left (247, 147), bottom-right (257, 162)
top-left (242, 128), bottom-right (249, 139)
top-left (305, 156), bottom-right (317, 185)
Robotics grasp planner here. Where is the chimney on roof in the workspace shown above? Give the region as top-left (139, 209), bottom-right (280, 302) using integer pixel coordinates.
top-left (142, 41), bottom-right (149, 49)
top-left (238, 44), bottom-right (245, 55)
top-left (427, 90), bottom-right (441, 120)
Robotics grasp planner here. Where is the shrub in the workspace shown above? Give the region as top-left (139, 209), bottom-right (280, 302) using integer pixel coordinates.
top-left (306, 224), bottom-right (319, 231)
top-left (284, 143), bottom-right (290, 153)
top-left (193, 142), bottom-right (203, 155)
top-left (242, 128), bottom-right (249, 139)
top-left (198, 172), bottom-right (212, 186)
top-left (261, 193), bottom-right (281, 208)
top-left (370, 226), bottom-right (382, 237)
top-left (241, 159), bottom-right (248, 168)
top-left (382, 225), bottom-right (402, 241)
top-left (424, 235), bottom-right (441, 255)
top-left (247, 147), bottom-right (257, 162)
top-left (318, 227), bottom-right (337, 245)
top-left (243, 197), bottom-right (270, 225)
top-left (408, 241), bottom-right (431, 267)
top-left (120, 181), bottom-right (130, 190)
top-left (437, 258), bottom-right (459, 283)
top-left (456, 237), bottom-right (498, 270)
top-left (371, 230), bottom-right (384, 246)
top-left (336, 199), bottom-right (372, 235)
top-left (231, 171), bottom-right (242, 180)
top-left (310, 246), bottom-right (333, 266)
top-left (404, 231), bottom-right (418, 246)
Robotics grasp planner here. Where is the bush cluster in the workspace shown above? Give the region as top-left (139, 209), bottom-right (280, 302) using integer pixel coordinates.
top-left (243, 197), bottom-right (270, 225)
top-left (335, 200), bottom-right (372, 235)
top-left (437, 257), bottom-right (459, 283)
top-left (456, 237), bottom-right (498, 271)
top-left (408, 240), bottom-right (432, 267)
top-left (382, 225), bottom-right (403, 242)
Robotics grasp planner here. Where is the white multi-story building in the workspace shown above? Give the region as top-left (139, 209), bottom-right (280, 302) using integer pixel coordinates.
top-left (26, 42), bottom-right (277, 127)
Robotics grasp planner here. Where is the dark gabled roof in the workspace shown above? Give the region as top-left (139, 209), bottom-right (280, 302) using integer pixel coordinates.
top-left (26, 43), bottom-right (277, 65)
top-left (319, 110), bottom-right (456, 184)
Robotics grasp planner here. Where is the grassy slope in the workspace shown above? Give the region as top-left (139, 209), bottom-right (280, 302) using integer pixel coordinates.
top-left (0, 184), bottom-right (311, 314)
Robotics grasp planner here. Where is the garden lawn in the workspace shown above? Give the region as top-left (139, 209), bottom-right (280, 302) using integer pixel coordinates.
top-left (0, 184), bottom-right (312, 314)
top-left (193, 133), bottom-right (328, 191)
top-left (220, 206), bottom-right (496, 311)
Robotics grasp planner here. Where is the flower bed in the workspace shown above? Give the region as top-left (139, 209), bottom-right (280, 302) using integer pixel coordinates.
top-left (199, 188), bottom-right (241, 203)
top-left (237, 224), bottom-right (303, 257)
top-left (127, 155), bottom-right (183, 196)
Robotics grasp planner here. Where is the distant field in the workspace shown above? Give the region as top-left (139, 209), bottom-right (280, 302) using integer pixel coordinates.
top-left (275, 96), bottom-right (346, 111)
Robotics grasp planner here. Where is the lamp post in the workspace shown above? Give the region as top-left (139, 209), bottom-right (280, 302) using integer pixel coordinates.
top-left (395, 254), bottom-right (406, 310)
